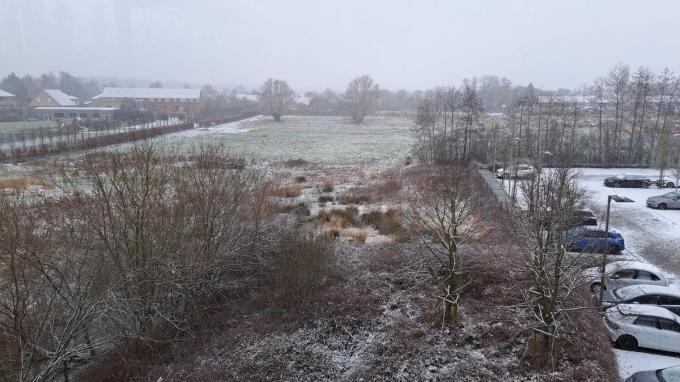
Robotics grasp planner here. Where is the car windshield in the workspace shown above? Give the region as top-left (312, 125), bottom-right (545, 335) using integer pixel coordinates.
top-left (659, 365), bottom-right (680, 381)
top-left (663, 192), bottom-right (679, 199)
top-left (616, 175), bottom-right (625, 179)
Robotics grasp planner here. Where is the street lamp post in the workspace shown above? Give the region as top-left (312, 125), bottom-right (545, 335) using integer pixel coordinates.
top-left (509, 137), bottom-right (521, 204)
top-left (598, 194), bottom-right (635, 306)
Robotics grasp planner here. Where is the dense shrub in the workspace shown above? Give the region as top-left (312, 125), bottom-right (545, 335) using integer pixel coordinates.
top-left (361, 209), bottom-right (402, 236)
top-left (270, 235), bottom-right (333, 305)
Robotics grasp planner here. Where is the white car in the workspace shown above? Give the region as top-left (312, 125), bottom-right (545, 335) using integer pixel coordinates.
top-left (496, 164), bottom-right (535, 179)
top-left (604, 304), bottom-right (680, 352)
top-left (653, 175), bottom-right (677, 189)
top-left (585, 261), bottom-right (668, 294)
top-left (606, 284), bottom-right (680, 315)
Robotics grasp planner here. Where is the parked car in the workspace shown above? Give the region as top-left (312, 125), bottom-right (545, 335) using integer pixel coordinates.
top-left (585, 261), bottom-right (668, 293)
top-left (604, 175), bottom-right (651, 188)
top-left (653, 175), bottom-right (677, 189)
top-left (606, 284), bottom-right (680, 315)
top-left (566, 226), bottom-right (625, 254)
top-left (604, 304), bottom-right (680, 352)
top-left (647, 191), bottom-right (680, 210)
top-left (625, 365), bottom-right (680, 382)
top-left (496, 164), bottom-right (535, 180)
top-left (569, 209), bottom-right (597, 227)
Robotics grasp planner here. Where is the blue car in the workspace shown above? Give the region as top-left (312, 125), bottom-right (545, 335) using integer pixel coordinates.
top-left (566, 226), bottom-right (625, 254)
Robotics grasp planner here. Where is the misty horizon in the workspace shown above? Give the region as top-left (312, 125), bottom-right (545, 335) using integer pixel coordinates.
top-left (2, 0), bottom-right (680, 92)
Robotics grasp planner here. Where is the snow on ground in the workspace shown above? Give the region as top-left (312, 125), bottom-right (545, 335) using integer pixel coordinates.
top-left (166, 115), bottom-right (265, 138)
top-left (615, 349), bottom-right (680, 380)
top-left (157, 115), bottom-right (415, 167)
top-left (578, 168), bottom-right (680, 286)
top-left (579, 169), bottom-right (680, 380)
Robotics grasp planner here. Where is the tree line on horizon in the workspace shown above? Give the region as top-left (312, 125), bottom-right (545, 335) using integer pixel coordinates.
top-left (414, 64), bottom-right (680, 169)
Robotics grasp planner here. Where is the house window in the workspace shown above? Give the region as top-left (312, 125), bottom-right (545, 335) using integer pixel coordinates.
top-left (93, 112), bottom-right (100, 118)
top-left (55, 112), bottom-right (65, 118)
top-left (69, 113), bottom-right (77, 118)
top-left (79, 113), bottom-right (88, 118)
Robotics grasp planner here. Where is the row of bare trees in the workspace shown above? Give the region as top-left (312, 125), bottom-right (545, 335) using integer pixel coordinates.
top-left (0, 144), bottom-right (310, 381)
top-left (414, 64), bottom-right (680, 170)
top-left (503, 65), bottom-right (680, 167)
top-left (258, 75), bottom-right (380, 123)
top-left (412, 81), bottom-right (485, 164)
top-left (407, 162), bottom-right (596, 371)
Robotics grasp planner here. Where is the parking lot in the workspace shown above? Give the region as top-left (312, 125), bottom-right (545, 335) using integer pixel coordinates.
top-left (498, 167), bottom-right (680, 379)
top-left (579, 168), bottom-right (680, 284)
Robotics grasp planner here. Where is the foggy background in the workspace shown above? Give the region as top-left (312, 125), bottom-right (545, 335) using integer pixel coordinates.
top-left (1, 0), bottom-right (679, 90)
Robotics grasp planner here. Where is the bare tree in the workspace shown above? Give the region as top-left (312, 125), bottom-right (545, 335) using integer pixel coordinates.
top-left (407, 166), bottom-right (482, 328)
top-left (511, 167), bottom-right (590, 370)
top-left (344, 75), bottom-right (380, 123)
top-left (259, 78), bottom-right (294, 121)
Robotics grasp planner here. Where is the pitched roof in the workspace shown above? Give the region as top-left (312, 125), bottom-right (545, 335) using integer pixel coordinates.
top-left (0, 89), bottom-right (15, 97)
top-left (93, 87), bottom-right (200, 100)
top-left (44, 89), bottom-right (78, 106)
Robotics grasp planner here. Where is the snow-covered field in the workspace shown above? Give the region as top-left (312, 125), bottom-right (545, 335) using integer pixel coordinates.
top-left (158, 115), bottom-right (415, 167)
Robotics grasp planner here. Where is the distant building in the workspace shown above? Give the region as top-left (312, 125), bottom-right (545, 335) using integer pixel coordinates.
top-left (234, 93), bottom-right (259, 102)
top-left (30, 89), bottom-right (80, 107)
top-left (35, 106), bottom-right (116, 122)
top-left (0, 89), bottom-right (18, 109)
top-left (89, 87), bottom-right (201, 118)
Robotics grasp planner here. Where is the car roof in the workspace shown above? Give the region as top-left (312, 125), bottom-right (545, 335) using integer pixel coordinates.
top-left (615, 303), bottom-right (680, 321)
top-left (615, 284), bottom-right (680, 300)
top-left (605, 261), bottom-right (662, 275)
top-left (578, 225), bottom-right (620, 234)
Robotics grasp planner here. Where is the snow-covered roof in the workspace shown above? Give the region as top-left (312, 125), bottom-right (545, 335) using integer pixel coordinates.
top-left (615, 304), bottom-right (680, 321)
top-left (93, 87), bottom-right (200, 100)
top-left (44, 89), bottom-right (78, 106)
top-left (0, 89), bottom-right (15, 98)
top-left (234, 93), bottom-right (259, 102)
top-left (35, 107), bottom-right (117, 111)
top-left (295, 95), bottom-right (311, 106)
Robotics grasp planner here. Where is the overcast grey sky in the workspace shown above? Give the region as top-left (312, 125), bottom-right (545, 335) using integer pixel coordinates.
top-left (1, 0), bottom-right (679, 91)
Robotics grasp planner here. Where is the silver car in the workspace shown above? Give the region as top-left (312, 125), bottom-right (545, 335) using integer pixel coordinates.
top-left (585, 261), bottom-right (668, 294)
top-left (496, 164), bottom-right (535, 179)
top-left (606, 284), bottom-right (680, 316)
top-left (646, 191), bottom-right (680, 210)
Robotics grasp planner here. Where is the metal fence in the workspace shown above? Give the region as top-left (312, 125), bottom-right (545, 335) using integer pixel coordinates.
top-left (0, 119), bottom-right (192, 162)
top-left (471, 162), bottom-right (518, 214)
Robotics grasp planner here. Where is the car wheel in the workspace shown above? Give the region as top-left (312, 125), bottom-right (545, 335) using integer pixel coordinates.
top-left (659, 203), bottom-right (668, 210)
top-left (590, 282), bottom-right (601, 293)
top-left (667, 182), bottom-right (675, 188)
top-left (616, 335), bottom-right (638, 351)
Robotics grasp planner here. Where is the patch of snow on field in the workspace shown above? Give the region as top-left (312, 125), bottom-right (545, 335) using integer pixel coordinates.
top-left (616, 349), bottom-right (680, 380)
top-left (168, 115), bottom-right (265, 138)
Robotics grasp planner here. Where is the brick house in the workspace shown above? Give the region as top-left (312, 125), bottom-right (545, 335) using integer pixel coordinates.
top-left (88, 87), bottom-right (201, 118)
top-left (30, 89), bottom-right (79, 107)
